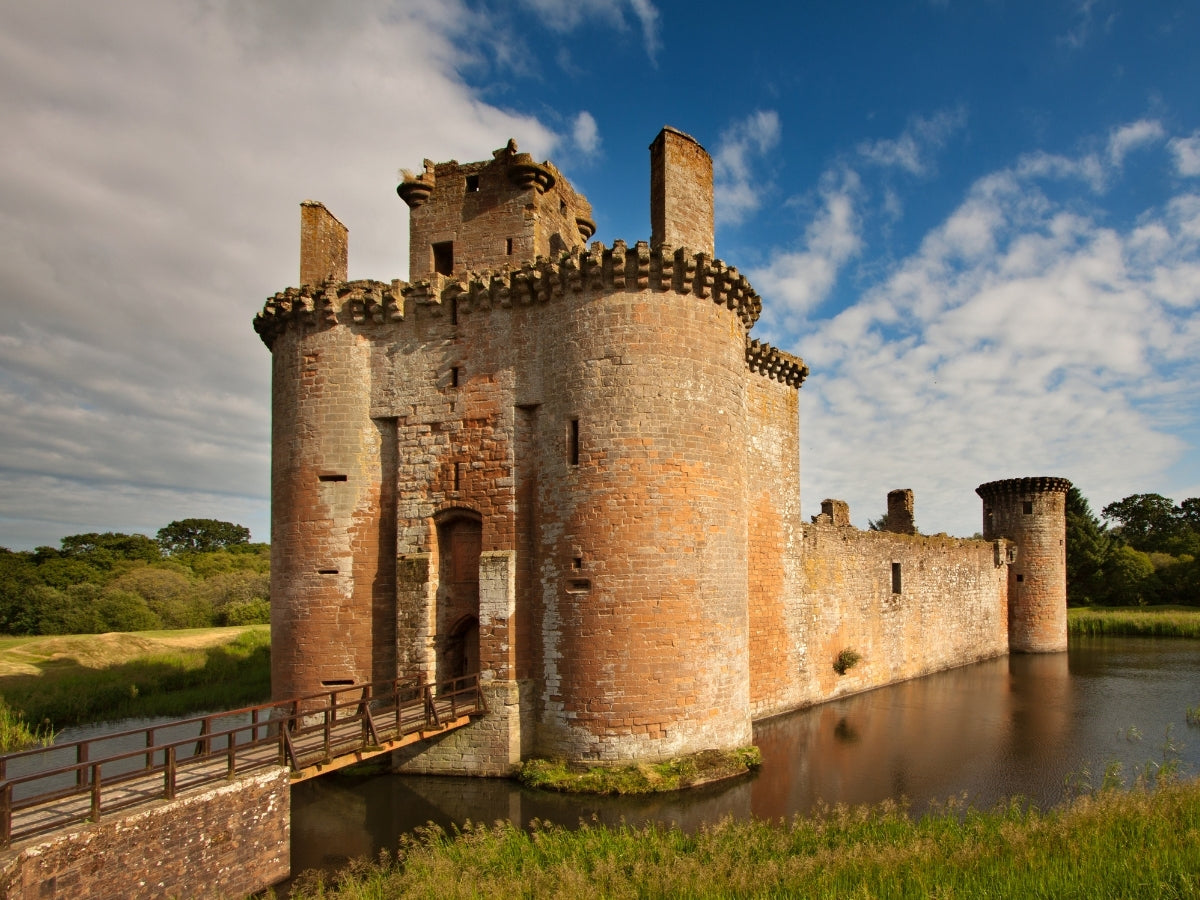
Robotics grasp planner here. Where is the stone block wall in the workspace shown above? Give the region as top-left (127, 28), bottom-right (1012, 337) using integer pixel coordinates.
top-left (650, 127), bottom-right (714, 255)
top-left (749, 525), bottom-right (1009, 719)
top-left (0, 770), bottom-right (289, 900)
top-left (300, 201), bottom-right (348, 286)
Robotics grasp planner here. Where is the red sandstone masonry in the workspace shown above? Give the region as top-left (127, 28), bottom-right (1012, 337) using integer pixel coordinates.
top-left (0, 770), bottom-right (289, 900)
top-left (257, 129), bottom-right (1068, 775)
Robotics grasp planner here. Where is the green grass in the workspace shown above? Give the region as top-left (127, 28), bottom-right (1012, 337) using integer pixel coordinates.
top-left (517, 747), bottom-right (762, 795)
top-left (0, 699), bottom-right (56, 753)
top-left (287, 779), bottom-right (1200, 899)
top-left (0, 626), bottom-right (271, 729)
top-left (1068, 605), bottom-right (1200, 638)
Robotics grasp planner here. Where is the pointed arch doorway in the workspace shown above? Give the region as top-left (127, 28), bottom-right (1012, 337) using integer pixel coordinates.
top-left (435, 512), bottom-right (482, 683)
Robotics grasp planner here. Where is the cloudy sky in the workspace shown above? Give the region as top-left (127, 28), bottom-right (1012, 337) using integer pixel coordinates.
top-left (1, 0), bottom-right (1198, 548)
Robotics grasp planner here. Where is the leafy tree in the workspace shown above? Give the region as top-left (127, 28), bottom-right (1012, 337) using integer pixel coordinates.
top-left (1100, 494), bottom-right (1200, 556)
top-left (1065, 487), bottom-right (1110, 606)
top-left (1103, 545), bottom-right (1156, 606)
top-left (157, 519), bottom-right (252, 555)
top-left (95, 590), bottom-right (161, 632)
top-left (59, 532), bottom-right (162, 566)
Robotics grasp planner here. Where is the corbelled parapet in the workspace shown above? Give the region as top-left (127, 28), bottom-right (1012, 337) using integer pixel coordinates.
top-left (976, 477), bottom-right (1072, 501)
top-left (255, 240), bottom-right (768, 349)
top-left (746, 338), bottom-right (808, 388)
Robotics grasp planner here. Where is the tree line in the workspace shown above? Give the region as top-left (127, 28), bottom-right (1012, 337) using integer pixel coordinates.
top-left (1067, 489), bottom-right (1200, 606)
top-left (0, 519), bottom-right (269, 635)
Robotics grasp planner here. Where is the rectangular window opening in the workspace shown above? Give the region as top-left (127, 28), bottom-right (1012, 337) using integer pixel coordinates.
top-left (453, 461), bottom-right (461, 492)
top-left (322, 679), bottom-right (354, 688)
top-left (318, 473), bottom-right (348, 482)
top-left (450, 366), bottom-right (460, 388)
top-left (1023, 500), bottom-right (1034, 515)
top-left (432, 241), bottom-right (454, 277)
top-left (465, 174), bottom-right (480, 192)
top-left (568, 418), bottom-right (580, 466)
top-left (1016, 573), bottom-right (1024, 583)
top-left (573, 556), bottom-right (583, 570)
top-left (567, 578), bottom-right (591, 594)
top-left (318, 568), bottom-right (339, 575)
top-left (506, 237), bottom-right (514, 255)
top-left (891, 562), bottom-right (902, 595)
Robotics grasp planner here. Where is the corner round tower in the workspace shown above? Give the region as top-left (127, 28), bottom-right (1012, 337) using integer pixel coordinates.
top-left (976, 476), bottom-right (1072, 653)
top-left (535, 246), bottom-right (756, 762)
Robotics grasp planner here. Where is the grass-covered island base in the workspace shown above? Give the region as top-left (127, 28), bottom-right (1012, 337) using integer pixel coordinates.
top-left (285, 779), bottom-right (1200, 899)
top-left (517, 747), bottom-right (762, 795)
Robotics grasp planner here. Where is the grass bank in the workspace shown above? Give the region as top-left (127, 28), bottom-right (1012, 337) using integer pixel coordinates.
top-left (1068, 605), bottom-right (1200, 638)
top-left (289, 779), bottom-right (1200, 899)
top-left (0, 625), bottom-right (270, 737)
top-left (518, 747), bottom-right (761, 795)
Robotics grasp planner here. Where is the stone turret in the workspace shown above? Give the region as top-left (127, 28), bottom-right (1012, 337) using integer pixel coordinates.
top-left (976, 477), bottom-right (1072, 653)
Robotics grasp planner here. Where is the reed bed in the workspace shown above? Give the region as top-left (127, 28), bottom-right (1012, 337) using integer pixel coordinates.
top-left (0, 699), bottom-right (55, 752)
top-left (288, 780), bottom-right (1200, 899)
top-left (1068, 605), bottom-right (1200, 638)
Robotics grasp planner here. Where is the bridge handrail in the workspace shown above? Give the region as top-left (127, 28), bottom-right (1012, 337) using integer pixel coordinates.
top-left (0, 672), bottom-right (485, 849)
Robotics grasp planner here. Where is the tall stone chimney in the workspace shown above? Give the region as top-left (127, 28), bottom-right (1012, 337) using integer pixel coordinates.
top-left (300, 200), bottom-right (348, 286)
top-left (650, 127), bottom-right (714, 256)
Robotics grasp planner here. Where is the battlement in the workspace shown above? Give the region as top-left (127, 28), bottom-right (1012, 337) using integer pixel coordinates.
top-left (976, 477), bottom-right (1072, 501)
top-left (254, 240), bottom-right (768, 348)
top-left (746, 338), bottom-right (808, 387)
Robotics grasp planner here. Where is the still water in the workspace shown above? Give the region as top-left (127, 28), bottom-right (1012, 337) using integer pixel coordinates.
top-left (290, 635), bottom-right (1200, 875)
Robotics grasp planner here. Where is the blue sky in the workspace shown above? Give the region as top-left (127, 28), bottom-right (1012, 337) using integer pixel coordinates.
top-left (1, 0), bottom-right (1198, 548)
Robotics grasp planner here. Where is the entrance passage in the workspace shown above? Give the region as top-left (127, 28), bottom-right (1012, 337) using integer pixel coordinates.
top-left (436, 514), bottom-right (482, 684)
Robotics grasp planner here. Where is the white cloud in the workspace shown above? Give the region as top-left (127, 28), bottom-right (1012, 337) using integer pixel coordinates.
top-left (713, 110), bottom-right (781, 225)
top-left (785, 141), bottom-right (1200, 536)
top-left (516, 0), bottom-right (660, 61)
top-left (749, 169), bottom-right (862, 328)
top-left (571, 111), bottom-right (601, 158)
top-left (1107, 119), bottom-right (1166, 168)
top-left (857, 107), bottom-right (967, 177)
top-left (0, 0), bottom-right (560, 549)
top-left (1169, 131), bottom-right (1200, 177)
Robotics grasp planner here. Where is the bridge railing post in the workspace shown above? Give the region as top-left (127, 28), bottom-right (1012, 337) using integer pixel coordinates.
top-left (1, 780), bottom-right (11, 849)
top-left (77, 741), bottom-right (88, 789)
top-left (164, 746), bottom-right (177, 801)
top-left (90, 762), bottom-right (102, 823)
top-left (226, 727), bottom-right (237, 777)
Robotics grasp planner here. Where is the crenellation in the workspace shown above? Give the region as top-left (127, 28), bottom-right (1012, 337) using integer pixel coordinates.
top-left (261, 127), bottom-right (1068, 777)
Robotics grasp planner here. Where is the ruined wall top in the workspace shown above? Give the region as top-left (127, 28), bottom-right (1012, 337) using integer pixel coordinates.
top-left (650, 127), bottom-right (714, 256)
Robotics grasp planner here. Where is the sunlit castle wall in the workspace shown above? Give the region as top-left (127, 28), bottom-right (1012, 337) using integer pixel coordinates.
top-left (264, 203), bottom-right (395, 700)
top-left (977, 477), bottom-right (1072, 653)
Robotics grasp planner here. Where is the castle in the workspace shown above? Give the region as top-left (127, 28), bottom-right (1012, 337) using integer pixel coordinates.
top-left (254, 127), bottom-right (1070, 775)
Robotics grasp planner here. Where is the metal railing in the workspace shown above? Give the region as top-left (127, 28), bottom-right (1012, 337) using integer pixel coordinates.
top-left (0, 673), bottom-right (484, 848)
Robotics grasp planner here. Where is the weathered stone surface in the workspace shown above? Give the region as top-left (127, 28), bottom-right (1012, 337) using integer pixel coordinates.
top-left (0, 769), bottom-right (289, 900)
top-left (258, 127), bottom-right (1069, 774)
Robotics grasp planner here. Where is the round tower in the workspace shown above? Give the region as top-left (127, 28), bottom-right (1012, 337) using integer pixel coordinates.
top-left (976, 477), bottom-right (1072, 653)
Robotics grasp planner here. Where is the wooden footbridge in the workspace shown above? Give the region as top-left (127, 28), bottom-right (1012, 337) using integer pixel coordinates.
top-left (0, 673), bottom-right (484, 850)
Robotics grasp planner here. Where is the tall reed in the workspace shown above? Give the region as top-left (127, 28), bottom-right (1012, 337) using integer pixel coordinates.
top-left (1068, 606), bottom-right (1200, 638)
top-left (288, 780), bottom-right (1200, 899)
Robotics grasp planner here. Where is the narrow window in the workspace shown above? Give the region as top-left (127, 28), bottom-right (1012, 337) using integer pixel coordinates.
top-left (318, 473), bottom-right (347, 482)
top-left (573, 555), bottom-right (583, 570)
top-left (449, 295), bottom-right (458, 325)
top-left (1023, 501), bottom-right (1033, 515)
top-left (450, 366), bottom-right (460, 388)
top-left (321, 679), bottom-right (354, 687)
top-left (891, 562), bottom-right (902, 594)
top-left (506, 237), bottom-right (514, 255)
top-left (568, 418), bottom-right (580, 466)
top-left (559, 198), bottom-right (567, 214)
top-left (465, 174), bottom-right (480, 192)
top-left (1016, 573), bottom-right (1024, 583)
top-left (432, 241), bottom-right (454, 276)
top-left (453, 462), bottom-right (462, 491)
top-left (318, 568), bottom-right (339, 575)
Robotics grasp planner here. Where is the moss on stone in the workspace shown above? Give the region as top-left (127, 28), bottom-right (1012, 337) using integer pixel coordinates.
top-left (516, 746), bottom-right (761, 795)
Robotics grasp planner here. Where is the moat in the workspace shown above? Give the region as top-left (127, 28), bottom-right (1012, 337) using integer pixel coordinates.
top-left (289, 635), bottom-right (1200, 875)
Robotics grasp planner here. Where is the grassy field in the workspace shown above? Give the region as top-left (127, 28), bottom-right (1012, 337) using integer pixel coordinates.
top-left (288, 779), bottom-right (1200, 899)
top-left (0, 625), bottom-right (270, 746)
top-left (1068, 605), bottom-right (1200, 638)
